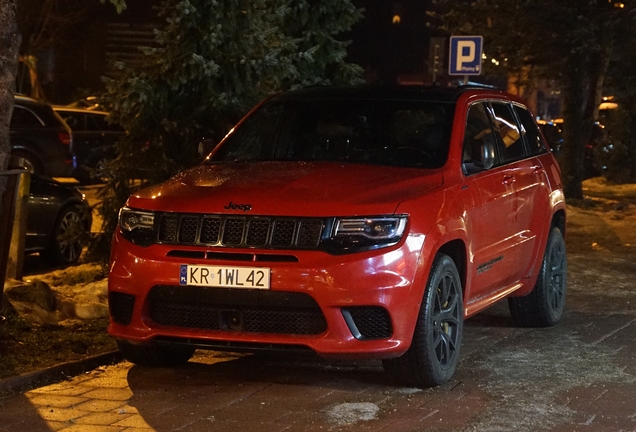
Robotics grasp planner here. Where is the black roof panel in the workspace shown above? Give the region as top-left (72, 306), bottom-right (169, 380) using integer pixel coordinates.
top-left (272, 84), bottom-right (501, 103)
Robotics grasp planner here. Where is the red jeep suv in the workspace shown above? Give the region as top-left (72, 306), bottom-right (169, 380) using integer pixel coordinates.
top-left (108, 85), bottom-right (567, 387)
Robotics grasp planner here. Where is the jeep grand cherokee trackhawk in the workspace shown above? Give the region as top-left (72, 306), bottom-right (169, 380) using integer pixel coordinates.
top-left (108, 85), bottom-right (567, 387)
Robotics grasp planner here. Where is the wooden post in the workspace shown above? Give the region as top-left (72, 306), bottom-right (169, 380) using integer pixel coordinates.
top-left (6, 167), bottom-right (29, 280)
top-left (0, 171), bottom-right (18, 312)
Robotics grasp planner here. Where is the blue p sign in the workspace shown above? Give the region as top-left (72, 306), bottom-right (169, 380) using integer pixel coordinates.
top-left (449, 36), bottom-right (483, 76)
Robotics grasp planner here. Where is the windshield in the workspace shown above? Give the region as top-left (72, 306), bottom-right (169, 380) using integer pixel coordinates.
top-left (209, 98), bottom-right (454, 168)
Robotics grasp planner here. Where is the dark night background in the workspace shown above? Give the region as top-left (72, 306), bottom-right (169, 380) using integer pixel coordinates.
top-left (18, 0), bottom-right (445, 105)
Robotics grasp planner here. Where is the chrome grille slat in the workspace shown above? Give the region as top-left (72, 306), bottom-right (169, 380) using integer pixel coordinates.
top-left (247, 218), bottom-right (270, 246)
top-left (223, 218), bottom-right (245, 245)
top-left (271, 220), bottom-right (296, 247)
top-left (158, 214), bottom-right (178, 242)
top-left (156, 213), bottom-right (325, 250)
top-left (200, 217), bottom-right (221, 244)
top-left (178, 216), bottom-right (199, 243)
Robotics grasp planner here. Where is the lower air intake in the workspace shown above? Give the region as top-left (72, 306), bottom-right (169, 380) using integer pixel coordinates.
top-left (148, 285), bottom-right (327, 335)
top-left (342, 306), bottom-right (393, 340)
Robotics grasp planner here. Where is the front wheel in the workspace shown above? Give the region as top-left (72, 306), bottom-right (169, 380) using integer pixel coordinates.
top-left (508, 226), bottom-right (567, 327)
top-left (117, 340), bottom-right (195, 367)
top-left (384, 253), bottom-right (464, 388)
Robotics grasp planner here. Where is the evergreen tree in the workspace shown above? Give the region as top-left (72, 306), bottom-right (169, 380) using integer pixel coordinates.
top-left (93, 0), bottom-right (363, 257)
top-left (283, 0), bottom-right (363, 88)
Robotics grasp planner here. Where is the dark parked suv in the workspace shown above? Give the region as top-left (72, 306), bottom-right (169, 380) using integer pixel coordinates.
top-left (53, 107), bottom-right (125, 183)
top-left (10, 95), bottom-right (75, 177)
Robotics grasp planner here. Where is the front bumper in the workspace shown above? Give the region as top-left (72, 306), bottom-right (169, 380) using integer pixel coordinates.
top-left (108, 230), bottom-right (426, 360)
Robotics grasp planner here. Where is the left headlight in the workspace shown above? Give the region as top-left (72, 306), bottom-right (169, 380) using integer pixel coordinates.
top-left (119, 207), bottom-right (156, 246)
top-left (323, 215), bottom-right (408, 254)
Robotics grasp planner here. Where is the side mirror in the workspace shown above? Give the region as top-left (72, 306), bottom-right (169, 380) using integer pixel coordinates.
top-left (479, 141), bottom-right (495, 169)
top-left (463, 141), bottom-right (495, 174)
top-left (198, 138), bottom-right (217, 159)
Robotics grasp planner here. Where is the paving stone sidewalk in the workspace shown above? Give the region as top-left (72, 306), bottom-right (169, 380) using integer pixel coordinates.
top-left (0, 251), bottom-right (635, 432)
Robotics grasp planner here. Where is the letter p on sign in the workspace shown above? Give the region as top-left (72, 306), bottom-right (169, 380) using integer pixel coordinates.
top-left (449, 36), bottom-right (483, 76)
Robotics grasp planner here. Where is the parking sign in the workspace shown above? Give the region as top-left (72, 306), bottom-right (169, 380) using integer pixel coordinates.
top-left (449, 36), bottom-right (483, 76)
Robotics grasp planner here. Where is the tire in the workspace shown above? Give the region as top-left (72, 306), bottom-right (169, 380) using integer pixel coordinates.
top-left (117, 340), bottom-right (195, 367)
top-left (41, 205), bottom-right (88, 265)
top-left (383, 253), bottom-right (464, 388)
top-left (508, 227), bottom-right (567, 327)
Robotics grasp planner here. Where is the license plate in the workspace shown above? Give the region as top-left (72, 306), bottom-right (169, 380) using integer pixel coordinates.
top-left (179, 264), bottom-right (270, 289)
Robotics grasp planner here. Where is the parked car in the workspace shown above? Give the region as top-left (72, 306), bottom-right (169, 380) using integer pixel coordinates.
top-left (65, 96), bottom-right (102, 111)
top-left (52, 107), bottom-right (125, 184)
top-left (108, 85), bottom-right (567, 388)
top-left (7, 156), bottom-right (92, 265)
top-left (10, 95), bottom-right (75, 177)
top-left (538, 118), bottom-right (608, 178)
top-left (24, 175), bottom-right (92, 265)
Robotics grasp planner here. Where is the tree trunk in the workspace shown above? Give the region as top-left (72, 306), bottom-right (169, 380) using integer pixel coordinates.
top-left (560, 51), bottom-right (587, 200)
top-left (561, 26), bottom-right (613, 200)
top-left (0, 0), bottom-right (20, 313)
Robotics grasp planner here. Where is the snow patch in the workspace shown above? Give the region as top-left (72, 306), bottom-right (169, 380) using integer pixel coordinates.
top-left (325, 402), bottom-right (380, 426)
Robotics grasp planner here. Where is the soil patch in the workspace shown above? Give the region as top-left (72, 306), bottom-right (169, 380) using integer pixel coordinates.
top-left (1, 265), bottom-right (116, 380)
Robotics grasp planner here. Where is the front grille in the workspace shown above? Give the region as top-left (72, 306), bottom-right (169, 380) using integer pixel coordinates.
top-left (148, 285), bottom-right (327, 335)
top-left (342, 306), bottom-right (393, 340)
top-left (157, 213), bottom-right (324, 250)
top-left (109, 292), bottom-right (135, 325)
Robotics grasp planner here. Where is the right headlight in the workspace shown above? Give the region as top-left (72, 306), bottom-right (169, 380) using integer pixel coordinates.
top-left (119, 207), bottom-right (156, 246)
top-left (322, 215), bottom-right (408, 254)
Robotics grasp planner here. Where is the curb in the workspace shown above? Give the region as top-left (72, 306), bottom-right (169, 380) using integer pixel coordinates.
top-left (0, 350), bottom-right (122, 397)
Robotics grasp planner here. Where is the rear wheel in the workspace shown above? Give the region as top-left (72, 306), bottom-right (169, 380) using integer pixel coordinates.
top-left (508, 227), bottom-right (567, 327)
top-left (41, 205), bottom-right (88, 265)
top-left (383, 253), bottom-right (463, 388)
top-left (117, 340), bottom-right (195, 367)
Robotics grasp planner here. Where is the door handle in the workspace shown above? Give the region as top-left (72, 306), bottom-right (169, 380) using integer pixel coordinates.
top-left (503, 175), bottom-right (515, 185)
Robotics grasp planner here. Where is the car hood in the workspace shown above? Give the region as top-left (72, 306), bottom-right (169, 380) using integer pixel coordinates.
top-left (127, 162), bottom-right (444, 216)
top-left (29, 174), bottom-right (84, 202)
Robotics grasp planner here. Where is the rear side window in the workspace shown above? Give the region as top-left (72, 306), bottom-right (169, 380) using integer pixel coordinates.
top-left (59, 112), bottom-right (86, 131)
top-left (490, 102), bottom-right (525, 163)
top-left (514, 105), bottom-right (547, 155)
top-left (88, 113), bottom-right (123, 132)
top-left (86, 114), bottom-right (105, 132)
top-left (11, 106), bottom-right (43, 127)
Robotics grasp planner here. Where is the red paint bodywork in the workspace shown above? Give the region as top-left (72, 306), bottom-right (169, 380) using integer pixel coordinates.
top-left (108, 87), bottom-right (566, 360)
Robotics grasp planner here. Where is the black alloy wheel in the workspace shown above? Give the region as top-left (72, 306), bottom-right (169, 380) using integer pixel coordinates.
top-left (384, 253), bottom-right (464, 388)
top-left (42, 205), bottom-right (87, 264)
top-left (508, 226), bottom-right (567, 327)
